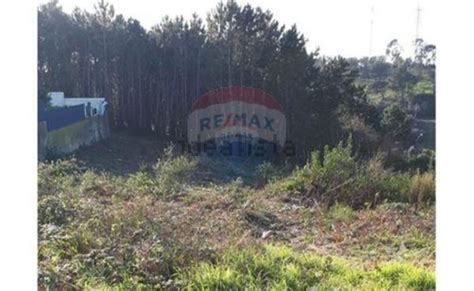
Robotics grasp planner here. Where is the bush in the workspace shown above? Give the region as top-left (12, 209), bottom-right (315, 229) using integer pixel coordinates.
top-left (381, 104), bottom-right (414, 143)
top-left (325, 202), bottom-right (355, 224)
top-left (271, 138), bottom-right (433, 208)
top-left (386, 149), bottom-right (435, 173)
top-left (353, 154), bottom-right (411, 204)
top-left (340, 114), bottom-right (380, 157)
top-left (256, 161), bottom-right (284, 184)
top-left (287, 139), bottom-right (363, 207)
top-left (153, 145), bottom-right (198, 197)
top-left (408, 149), bottom-right (435, 172)
top-left (126, 171), bottom-right (159, 196)
top-left (272, 139), bottom-right (356, 194)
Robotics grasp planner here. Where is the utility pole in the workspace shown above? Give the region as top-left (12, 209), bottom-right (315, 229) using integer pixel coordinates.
top-left (415, 3), bottom-right (422, 40)
top-left (369, 4), bottom-right (374, 56)
top-left (414, 3), bottom-right (422, 58)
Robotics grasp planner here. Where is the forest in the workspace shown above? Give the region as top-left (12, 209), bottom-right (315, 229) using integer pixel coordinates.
top-left (38, 0), bottom-right (435, 160)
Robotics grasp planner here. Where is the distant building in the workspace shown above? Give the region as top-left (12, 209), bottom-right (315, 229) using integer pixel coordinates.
top-left (38, 92), bottom-right (110, 160)
top-left (49, 92), bottom-right (108, 117)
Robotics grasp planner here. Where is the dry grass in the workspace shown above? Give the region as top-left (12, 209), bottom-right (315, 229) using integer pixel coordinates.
top-left (38, 135), bottom-right (435, 289)
top-left (408, 171), bottom-right (435, 204)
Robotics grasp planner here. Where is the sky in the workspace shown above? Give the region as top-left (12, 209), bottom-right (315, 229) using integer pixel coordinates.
top-left (38, 0), bottom-right (437, 58)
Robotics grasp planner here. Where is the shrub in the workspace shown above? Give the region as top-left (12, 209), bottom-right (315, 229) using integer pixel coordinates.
top-left (324, 202), bottom-right (355, 225)
top-left (294, 139), bottom-right (361, 207)
top-left (153, 145), bottom-right (198, 197)
top-left (353, 154), bottom-right (411, 204)
top-left (256, 161), bottom-right (283, 184)
top-left (270, 138), bottom-right (433, 208)
top-left (409, 149), bottom-right (435, 172)
top-left (340, 114), bottom-right (380, 157)
top-left (126, 171), bottom-right (159, 195)
top-left (270, 139), bottom-right (355, 195)
top-left (386, 149), bottom-right (436, 173)
top-left (381, 104), bottom-right (414, 143)
top-left (268, 165), bottom-right (309, 194)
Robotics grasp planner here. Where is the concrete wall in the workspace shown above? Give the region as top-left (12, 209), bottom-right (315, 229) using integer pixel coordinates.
top-left (38, 121), bottom-right (48, 161)
top-left (49, 92), bottom-right (107, 116)
top-left (63, 98), bottom-right (107, 116)
top-left (38, 115), bottom-right (110, 160)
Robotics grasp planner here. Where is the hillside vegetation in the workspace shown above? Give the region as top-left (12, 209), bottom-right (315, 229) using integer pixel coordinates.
top-left (38, 135), bottom-right (435, 290)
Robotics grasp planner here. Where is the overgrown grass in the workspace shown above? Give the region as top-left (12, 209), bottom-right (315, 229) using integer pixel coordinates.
top-left (38, 138), bottom-right (435, 290)
top-left (269, 139), bottom-right (435, 208)
top-left (180, 245), bottom-right (435, 290)
top-left (255, 161), bottom-right (287, 184)
top-left (408, 171), bottom-right (435, 204)
top-left (324, 202), bottom-right (356, 224)
top-left (38, 156), bottom-right (201, 290)
top-left (153, 145), bottom-right (198, 197)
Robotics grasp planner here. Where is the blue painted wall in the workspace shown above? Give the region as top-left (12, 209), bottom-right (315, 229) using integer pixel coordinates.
top-left (38, 103), bottom-right (85, 131)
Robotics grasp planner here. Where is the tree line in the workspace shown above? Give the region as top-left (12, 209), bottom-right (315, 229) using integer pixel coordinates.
top-left (38, 0), bottom-right (433, 160)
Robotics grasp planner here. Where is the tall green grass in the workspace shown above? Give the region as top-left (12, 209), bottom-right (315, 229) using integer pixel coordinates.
top-left (153, 145), bottom-right (198, 196)
top-left (180, 245), bottom-right (435, 290)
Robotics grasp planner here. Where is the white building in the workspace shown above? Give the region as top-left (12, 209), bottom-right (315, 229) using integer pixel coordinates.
top-left (49, 92), bottom-right (107, 116)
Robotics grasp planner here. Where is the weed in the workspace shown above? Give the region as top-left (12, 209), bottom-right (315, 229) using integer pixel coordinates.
top-left (153, 145), bottom-right (198, 197)
top-left (38, 195), bottom-right (68, 225)
top-left (126, 171), bottom-right (158, 195)
top-left (256, 161), bottom-right (283, 184)
top-left (325, 202), bottom-right (355, 224)
top-left (270, 138), bottom-right (432, 209)
top-left (408, 171), bottom-right (435, 204)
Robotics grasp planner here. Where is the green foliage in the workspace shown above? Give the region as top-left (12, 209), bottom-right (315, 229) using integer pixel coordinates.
top-left (409, 149), bottom-right (435, 172)
top-left (255, 161), bottom-right (285, 184)
top-left (387, 149), bottom-right (435, 173)
top-left (153, 145), bottom-right (198, 197)
top-left (324, 202), bottom-right (355, 224)
top-left (38, 0), bottom-right (383, 160)
top-left (39, 157), bottom-right (82, 179)
top-left (270, 139), bottom-right (433, 208)
top-left (268, 166), bottom-right (308, 193)
top-left (348, 39), bottom-right (435, 128)
top-left (271, 139), bottom-right (356, 194)
top-left (38, 158), bottom-right (82, 197)
top-left (125, 171), bottom-right (158, 195)
top-left (38, 144), bottom-right (435, 290)
top-left (38, 195), bottom-right (68, 225)
top-left (413, 79), bottom-right (434, 95)
top-left (181, 244), bottom-right (435, 290)
top-left (382, 104), bottom-right (414, 142)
